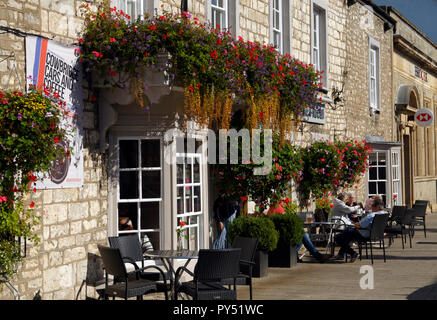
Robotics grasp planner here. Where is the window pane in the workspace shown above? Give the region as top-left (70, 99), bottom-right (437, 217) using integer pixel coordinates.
top-left (378, 167), bottom-right (386, 180)
top-left (185, 158), bottom-right (192, 184)
top-left (119, 171), bottom-right (139, 199)
top-left (377, 181), bottom-right (386, 195)
top-left (118, 203), bottom-right (138, 231)
top-left (141, 140), bottom-right (160, 167)
top-left (378, 153), bottom-right (386, 165)
top-left (186, 186), bottom-right (193, 212)
top-left (177, 162), bottom-right (184, 184)
top-left (194, 186), bottom-right (201, 212)
top-left (369, 182), bottom-right (377, 194)
top-left (189, 226), bottom-right (198, 250)
top-left (177, 187), bottom-right (184, 214)
top-left (142, 171), bottom-right (161, 198)
top-left (212, 0), bottom-right (217, 6)
top-left (140, 202), bottom-right (160, 229)
top-left (142, 232), bottom-right (160, 250)
top-left (119, 140), bottom-right (138, 168)
top-left (369, 153), bottom-right (377, 166)
top-left (369, 167), bottom-right (377, 180)
top-left (193, 159), bottom-right (200, 183)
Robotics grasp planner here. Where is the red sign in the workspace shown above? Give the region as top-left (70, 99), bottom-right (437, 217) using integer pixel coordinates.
top-left (415, 108), bottom-right (434, 127)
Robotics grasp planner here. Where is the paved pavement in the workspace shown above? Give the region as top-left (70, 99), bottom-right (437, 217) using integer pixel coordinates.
top-left (236, 212), bottom-right (437, 300)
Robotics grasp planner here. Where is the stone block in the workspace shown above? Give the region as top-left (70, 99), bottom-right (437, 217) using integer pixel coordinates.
top-left (53, 188), bottom-right (79, 203)
top-left (70, 221), bottom-right (82, 235)
top-left (44, 203), bottom-right (68, 224)
top-left (83, 218), bottom-right (97, 231)
top-left (89, 200), bottom-right (100, 217)
top-left (49, 11), bottom-right (68, 36)
top-left (69, 202), bottom-right (89, 220)
top-left (49, 251), bottom-right (63, 267)
top-left (63, 247), bottom-right (86, 264)
top-left (43, 264), bottom-right (75, 292)
top-left (58, 235), bottom-right (76, 249)
top-left (50, 223), bottom-right (70, 238)
top-left (76, 233), bottom-right (91, 246)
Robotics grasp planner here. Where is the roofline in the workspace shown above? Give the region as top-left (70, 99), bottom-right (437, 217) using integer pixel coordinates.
top-left (347, 0), bottom-right (397, 30)
top-left (381, 6), bottom-right (437, 51)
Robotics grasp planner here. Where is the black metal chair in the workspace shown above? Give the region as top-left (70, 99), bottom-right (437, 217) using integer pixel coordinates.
top-left (385, 206), bottom-right (414, 249)
top-left (97, 245), bottom-right (168, 300)
top-left (174, 248), bottom-right (241, 300)
top-left (221, 236), bottom-right (258, 300)
top-left (75, 252), bottom-right (106, 300)
top-left (108, 235), bottom-right (169, 297)
top-left (411, 201), bottom-right (428, 238)
top-left (357, 214), bottom-right (389, 264)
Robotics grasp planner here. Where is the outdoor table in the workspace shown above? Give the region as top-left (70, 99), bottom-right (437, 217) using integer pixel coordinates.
top-left (304, 221), bottom-right (338, 254)
top-left (143, 249), bottom-right (198, 300)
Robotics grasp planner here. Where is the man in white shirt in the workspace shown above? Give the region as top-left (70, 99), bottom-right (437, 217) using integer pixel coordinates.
top-left (332, 192), bottom-right (360, 220)
top-left (333, 195), bottom-right (386, 262)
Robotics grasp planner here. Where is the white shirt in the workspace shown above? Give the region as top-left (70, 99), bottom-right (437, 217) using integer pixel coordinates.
top-left (331, 198), bottom-right (360, 219)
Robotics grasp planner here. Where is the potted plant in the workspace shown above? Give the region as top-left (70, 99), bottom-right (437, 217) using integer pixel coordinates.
top-left (267, 205), bottom-right (304, 268)
top-left (227, 215), bottom-right (279, 277)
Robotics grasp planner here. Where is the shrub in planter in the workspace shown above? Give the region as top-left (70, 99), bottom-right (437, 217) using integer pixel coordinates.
top-left (227, 215), bottom-right (279, 277)
top-left (268, 211), bottom-right (303, 268)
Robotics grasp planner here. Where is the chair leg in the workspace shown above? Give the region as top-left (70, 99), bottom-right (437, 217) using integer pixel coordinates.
top-left (401, 233), bottom-right (404, 249)
top-left (424, 218), bottom-right (427, 238)
top-left (358, 243), bottom-right (362, 261)
top-left (249, 279), bottom-right (253, 300)
top-left (365, 242), bottom-right (368, 259)
top-left (382, 239), bottom-right (386, 263)
top-left (370, 242), bottom-right (374, 264)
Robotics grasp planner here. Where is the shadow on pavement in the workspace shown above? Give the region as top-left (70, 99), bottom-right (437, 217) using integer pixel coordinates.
top-left (407, 282), bottom-right (437, 300)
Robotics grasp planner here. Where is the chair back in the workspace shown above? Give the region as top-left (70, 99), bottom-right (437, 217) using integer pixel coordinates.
top-left (194, 249), bottom-right (241, 282)
top-left (108, 235), bottom-right (144, 263)
top-left (85, 252), bottom-right (105, 286)
top-left (411, 204), bottom-right (427, 218)
top-left (97, 245), bottom-right (127, 279)
top-left (231, 236), bottom-right (258, 264)
top-left (390, 206), bottom-right (407, 223)
top-left (414, 200), bottom-right (429, 207)
top-left (369, 214), bottom-right (389, 241)
top-left (403, 209), bottom-right (415, 225)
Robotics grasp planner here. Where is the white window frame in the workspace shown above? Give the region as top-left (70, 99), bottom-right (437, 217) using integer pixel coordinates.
top-left (211, 0), bottom-right (228, 31)
top-left (369, 37), bottom-right (381, 111)
top-left (116, 137), bottom-right (163, 248)
top-left (175, 152), bottom-right (203, 250)
top-left (272, 0), bottom-right (283, 53)
top-left (311, 0), bottom-right (328, 88)
top-left (206, 0), bottom-right (239, 36)
top-left (367, 150), bottom-right (388, 207)
top-left (391, 149), bottom-right (402, 206)
top-left (112, 0), bottom-right (157, 21)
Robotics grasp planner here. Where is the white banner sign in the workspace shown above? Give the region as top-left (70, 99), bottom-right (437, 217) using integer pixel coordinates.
top-left (25, 36), bottom-right (83, 189)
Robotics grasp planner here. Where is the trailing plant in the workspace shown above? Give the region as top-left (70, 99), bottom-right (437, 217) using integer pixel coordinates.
top-left (79, 1), bottom-right (322, 133)
top-left (0, 87), bottom-right (70, 276)
top-left (227, 215), bottom-right (279, 252)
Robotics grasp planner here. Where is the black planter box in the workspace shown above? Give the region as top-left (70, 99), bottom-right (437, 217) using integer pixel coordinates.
top-left (268, 243), bottom-right (297, 268)
top-left (250, 250), bottom-right (268, 278)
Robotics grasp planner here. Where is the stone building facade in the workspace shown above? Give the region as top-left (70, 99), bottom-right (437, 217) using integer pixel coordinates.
top-left (383, 7), bottom-right (437, 209)
top-left (0, 0), bottom-right (430, 300)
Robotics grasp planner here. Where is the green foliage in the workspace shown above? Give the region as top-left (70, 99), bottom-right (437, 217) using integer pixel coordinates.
top-left (227, 215), bottom-right (279, 252)
top-left (268, 212), bottom-right (303, 247)
top-left (0, 87), bottom-right (69, 276)
top-left (214, 132), bottom-right (303, 209)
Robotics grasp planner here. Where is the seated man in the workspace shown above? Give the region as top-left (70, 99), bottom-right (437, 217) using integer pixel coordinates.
top-left (333, 195), bottom-right (386, 262)
top-left (297, 232), bottom-right (331, 263)
top-left (332, 192), bottom-right (360, 220)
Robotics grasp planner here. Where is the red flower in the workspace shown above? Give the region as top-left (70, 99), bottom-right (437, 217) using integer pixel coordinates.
top-left (210, 50), bottom-right (218, 60)
top-left (54, 137), bottom-right (60, 143)
top-left (240, 196), bottom-right (247, 201)
top-left (110, 37), bottom-right (116, 42)
top-left (179, 221), bottom-right (186, 227)
top-left (78, 38), bottom-right (84, 44)
top-left (149, 25), bottom-right (157, 31)
top-left (179, 29), bottom-right (183, 35)
top-left (29, 202), bottom-right (35, 208)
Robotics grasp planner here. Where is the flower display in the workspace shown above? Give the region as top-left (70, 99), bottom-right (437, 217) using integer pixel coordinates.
top-left (0, 86), bottom-right (70, 276)
top-left (79, 1), bottom-right (321, 133)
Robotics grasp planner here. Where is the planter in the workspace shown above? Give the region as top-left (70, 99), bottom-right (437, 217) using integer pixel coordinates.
top-left (268, 243), bottom-right (297, 268)
top-left (250, 250), bottom-right (269, 278)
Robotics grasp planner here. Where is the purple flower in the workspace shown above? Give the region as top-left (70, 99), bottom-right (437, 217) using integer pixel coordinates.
top-left (17, 113), bottom-right (22, 120)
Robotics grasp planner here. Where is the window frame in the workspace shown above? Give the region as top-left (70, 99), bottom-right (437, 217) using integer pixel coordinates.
top-left (112, 0), bottom-right (156, 21)
top-left (211, 0), bottom-right (228, 31)
top-left (207, 0), bottom-right (239, 36)
top-left (311, 0), bottom-right (328, 89)
top-left (116, 136), bottom-right (163, 249)
top-left (271, 0), bottom-right (283, 53)
top-left (369, 37), bottom-right (381, 111)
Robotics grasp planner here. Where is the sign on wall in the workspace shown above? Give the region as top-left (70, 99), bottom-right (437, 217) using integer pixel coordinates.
top-left (25, 36), bottom-right (83, 189)
top-left (415, 108), bottom-right (434, 127)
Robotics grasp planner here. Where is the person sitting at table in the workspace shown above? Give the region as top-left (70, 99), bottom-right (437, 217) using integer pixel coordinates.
top-left (345, 193), bottom-right (362, 222)
top-left (297, 232), bottom-right (332, 263)
top-left (332, 192), bottom-right (360, 224)
top-left (333, 195), bottom-right (386, 262)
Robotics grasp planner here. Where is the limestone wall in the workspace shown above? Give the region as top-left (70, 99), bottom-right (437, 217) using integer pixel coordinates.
top-left (0, 0), bottom-right (107, 300)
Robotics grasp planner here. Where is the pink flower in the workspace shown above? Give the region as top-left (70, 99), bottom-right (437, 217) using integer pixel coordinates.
top-left (0, 196), bottom-right (7, 202)
top-left (92, 51), bottom-right (102, 58)
top-left (110, 37), bottom-right (116, 42)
